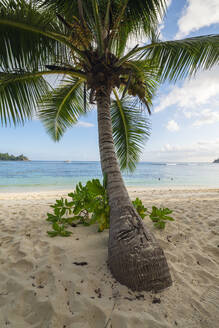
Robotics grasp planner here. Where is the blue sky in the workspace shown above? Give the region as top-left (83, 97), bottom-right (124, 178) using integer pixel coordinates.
top-left (1, 0), bottom-right (219, 162)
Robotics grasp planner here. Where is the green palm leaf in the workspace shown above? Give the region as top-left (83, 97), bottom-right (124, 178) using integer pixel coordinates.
top-left (0, 0), bottom-right (69, 70)
top-left (39, 77), bottom-right (89, 141)
top-left (0, 70), bottom-right (50, 126)
top-left (111, 90), bottom-right (150, 171)
top-left (121, 59), bottom-right (159, 113)
top-left (40, 0), bottom-right (85, 20)
top-left (41, 0), bottom-right (166, 57)
top-left (110, 0), bottom-right (166, 56)
top-left (91, 0), bottom-right (104, 54)
top-left (125, 0), bottom-right (166, 29)
top-left (139, 35), bottom-right (219, 82)
top-left (40, 0), bottom-right (94, 33)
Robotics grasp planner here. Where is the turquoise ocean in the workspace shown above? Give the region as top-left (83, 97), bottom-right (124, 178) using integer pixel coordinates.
top-left (0, 161), bottom-right (219, 192)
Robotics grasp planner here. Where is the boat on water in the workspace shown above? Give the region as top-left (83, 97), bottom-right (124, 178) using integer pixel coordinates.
top-left (64, 160), bottom-right (71, 163)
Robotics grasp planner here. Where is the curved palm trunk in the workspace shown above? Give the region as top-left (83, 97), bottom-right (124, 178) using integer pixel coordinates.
top-left (96, 86), bottom-right (172, 292)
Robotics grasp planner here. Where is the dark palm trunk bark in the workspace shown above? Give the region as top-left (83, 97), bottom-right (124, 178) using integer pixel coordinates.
top-left (96, 86), bottom-right (172, 292)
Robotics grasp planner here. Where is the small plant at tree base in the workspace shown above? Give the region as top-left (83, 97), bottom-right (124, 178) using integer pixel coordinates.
top-left (149, 206), bottom-right (174, 229)
top-left (46, 176), bottom-right (110, 236)
top-left (132, 199), bottom-right (174, 229)
top-left (132, 197), bottom-right (148, 219)
top-left (47, 222), bottom-right (72, 237)
top-left (46, 178), bottom-right (174, 236)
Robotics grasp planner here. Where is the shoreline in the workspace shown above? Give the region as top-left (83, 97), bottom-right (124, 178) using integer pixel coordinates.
top-left (1, 184), bottom-right (219, 196)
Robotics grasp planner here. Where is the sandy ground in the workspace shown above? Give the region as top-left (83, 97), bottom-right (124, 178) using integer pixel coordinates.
top-left (0, 187), bottom-right (219, 328)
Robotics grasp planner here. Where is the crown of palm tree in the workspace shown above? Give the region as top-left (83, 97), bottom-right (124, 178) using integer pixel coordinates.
top-left (0, 0), bottom-right (218, 170)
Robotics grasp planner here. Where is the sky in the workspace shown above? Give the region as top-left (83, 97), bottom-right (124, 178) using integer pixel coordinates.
top-left (1, 0), bottom-right (219, 162)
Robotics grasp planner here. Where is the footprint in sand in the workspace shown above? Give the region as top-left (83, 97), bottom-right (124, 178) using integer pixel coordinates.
top-left (10, 259), bottom-right (34, 274)
top-left (50, 246), bottom-right (67, 267)
top-left (10, 289), bottom-right (54, 327)
top-left (33, 240), bottom-right (49, 259)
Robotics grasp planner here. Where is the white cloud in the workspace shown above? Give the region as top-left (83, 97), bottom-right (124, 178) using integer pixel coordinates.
top-left (143, 138), bottom-right (219, 162)
top-left (76, 121), bottom-right (94, 128)
top-left (193, 109), bottom-right (219, 127)
top-left (155, 67), bottom-right (219, 113)
top-left (166, 120), bottom-right (179, 131)
top-left (161, 139), bottom-right (219, 153)
top-left (154, 67), bottom-right (219, 127)
top-left (175, 0), bottom-right (219, 39)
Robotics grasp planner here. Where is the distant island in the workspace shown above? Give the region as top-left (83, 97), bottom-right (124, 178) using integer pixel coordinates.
top-left (0, 153), bottom-right (29, 161)
top-left (213, 158), bottom-right (219, 163)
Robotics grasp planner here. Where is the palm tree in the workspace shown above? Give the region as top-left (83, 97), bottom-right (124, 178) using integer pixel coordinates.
top-left (0, 0), bottom-right (218, 292)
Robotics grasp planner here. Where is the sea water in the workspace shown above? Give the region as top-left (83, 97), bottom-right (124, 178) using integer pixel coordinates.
top-left (0, 161), bottom-right (219, 192)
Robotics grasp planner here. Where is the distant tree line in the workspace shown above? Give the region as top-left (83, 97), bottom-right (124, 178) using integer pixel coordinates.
top-left (0, 153), bottom-right (29, 161)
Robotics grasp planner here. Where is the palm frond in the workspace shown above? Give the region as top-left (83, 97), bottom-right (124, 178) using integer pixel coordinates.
top-left (118, 59), bottom-right (159, 114)
top-left (39, 77), bottom-right (89, 141)
top-left (139, 35), bottom-right (219, 82)
top-left (108, 0), bottom-right (129, 51)
top-left (39, 0), bottom-right (83, 20)
top-left (104, 0), bottom-right (111, 31)
top-left (111, 90), bottom-right (150, 171)
top-left (91, 0), bottom-right (104, 54)
top-left (125, 0), bottom-right (166, 31)
top-left (116, 45), bottom-right (139, 66)
top-left (110, 0), bottom-right (166, 56)
top-left (0, 70), bottom-right (50, 126)
top-left (40, 0), bottom-right (94, 38)
top-left (45, 65), bottom-right (86, 79)
top-left (0, 0), bottom-right (71, 70)
top-left (39, 1), bottom-right (94, 60)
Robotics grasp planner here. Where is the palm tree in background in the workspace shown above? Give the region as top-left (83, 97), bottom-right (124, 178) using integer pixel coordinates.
top-left (0, 0), bottom-right (218, 292)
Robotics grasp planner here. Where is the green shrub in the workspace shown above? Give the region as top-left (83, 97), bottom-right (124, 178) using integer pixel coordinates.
top-left (46, 177), bottom-right (109, 236)
top-left (132, 197), bottom-right (148, 219)
top-left (46, 177), bottom-right (174, 237)
top-left (149, 206), bottom-right (174, 229)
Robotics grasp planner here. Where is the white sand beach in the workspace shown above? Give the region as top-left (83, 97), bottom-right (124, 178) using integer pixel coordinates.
top-left (0, 188), bottom-right (219, 328)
